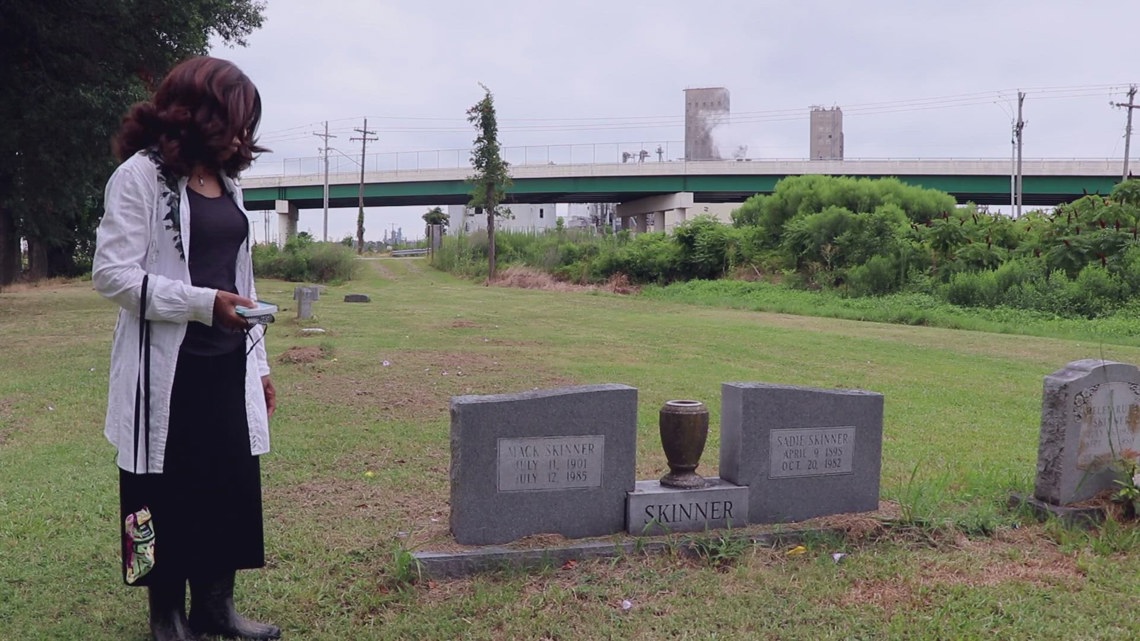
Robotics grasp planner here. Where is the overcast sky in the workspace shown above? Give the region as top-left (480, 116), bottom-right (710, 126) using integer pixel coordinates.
top-left (212, 0), bottom-right (1140, 241)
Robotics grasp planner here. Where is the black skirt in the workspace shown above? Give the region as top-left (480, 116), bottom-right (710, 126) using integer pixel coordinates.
top-left (119, 346), bottom-right (265, 586)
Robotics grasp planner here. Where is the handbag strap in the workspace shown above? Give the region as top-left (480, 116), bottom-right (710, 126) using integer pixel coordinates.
top-left (132, 275), bottom-right (150, 473)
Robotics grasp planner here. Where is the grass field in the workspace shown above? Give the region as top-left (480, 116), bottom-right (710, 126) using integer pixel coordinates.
top-left (5, 258), bottom-right (1140, 639)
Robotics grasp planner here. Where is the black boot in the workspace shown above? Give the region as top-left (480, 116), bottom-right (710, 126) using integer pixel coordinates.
top-left (148, 580), bottom-right (195, 641)
top-left (188, 571), bottom-right (281, 640)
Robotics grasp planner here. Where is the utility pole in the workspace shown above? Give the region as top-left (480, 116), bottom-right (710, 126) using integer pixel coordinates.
top-left (1014, 91), bottom-right (1026, 218)
top-left (313, 122), bottom-right (336, 242)
top-left (1112, 85), bottom-right (1138, 182)
top-left (350, 118), bottom-right (377, 254)
top-left (1012, 118), bottom-right (1021, 212)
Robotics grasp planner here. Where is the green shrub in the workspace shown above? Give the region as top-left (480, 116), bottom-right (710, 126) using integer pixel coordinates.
top-left (306, 243), bottom-right (359, 283)
top-left (1115, 245), bottom-right (1140, 295)
top-left (1069, 265), bottom-right (1127, 318)
top-left (252, 240), bottom-right (358, 283)
top-left (1000, 281), bottom-right (1054, 313)
top-left (943, 270), bottom-right (999, 308)
top-left (674, 215), bottom-right (733, 280)
top-left (592, 232), bottom-right (683, 284)
top-left (993, 258), bottom-right (1037, 294)
top-left (847, 255), bottom-right (899, 296)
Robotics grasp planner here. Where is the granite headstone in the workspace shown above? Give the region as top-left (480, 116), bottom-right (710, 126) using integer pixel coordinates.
top-left (1033, 359), bottom-right (1140, 506)
top-left (719, 382), bottom-right (883, 523)
top-left (450, 384), bottom-right (638, 545)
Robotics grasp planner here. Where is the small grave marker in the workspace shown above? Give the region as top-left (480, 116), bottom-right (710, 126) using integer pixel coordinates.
top-left (293, 285), bottom-right (320, 319)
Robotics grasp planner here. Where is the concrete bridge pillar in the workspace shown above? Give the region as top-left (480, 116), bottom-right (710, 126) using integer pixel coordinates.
top-left (615, 192), bottom-right (694, 234)
top-left (661, 207), bottom-right (691, 231)
top-left (275, 200), bottom-right (298, 248)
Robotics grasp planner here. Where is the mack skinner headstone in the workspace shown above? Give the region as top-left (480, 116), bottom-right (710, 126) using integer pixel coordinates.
top-left (719, 382), bottom-right (883, 524)
top-left (1033, 359), bottom-right (1140, 506)
top-left (450, 384), bottom-right (637, 545)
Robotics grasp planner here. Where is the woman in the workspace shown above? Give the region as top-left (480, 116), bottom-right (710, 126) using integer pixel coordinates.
top-left (93, 56), bottom-right (280, 641)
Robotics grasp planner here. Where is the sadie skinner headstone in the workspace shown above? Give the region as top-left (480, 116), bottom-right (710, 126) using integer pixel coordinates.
top-left (720, 382), bottom-right (883, 524)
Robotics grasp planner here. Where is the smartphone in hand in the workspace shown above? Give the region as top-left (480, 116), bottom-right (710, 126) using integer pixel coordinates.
top-left (235, 300), bottom-right (278, 324)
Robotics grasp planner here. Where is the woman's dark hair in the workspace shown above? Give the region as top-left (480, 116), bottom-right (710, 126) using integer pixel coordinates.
top-left (114, 56), bottom-right (268, 177)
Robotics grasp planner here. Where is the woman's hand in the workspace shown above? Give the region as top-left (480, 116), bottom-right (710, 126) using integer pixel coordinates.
top-left (213, 291), bottom-right (255, 331)
top-left (262, 375), bottom-right (276, 418)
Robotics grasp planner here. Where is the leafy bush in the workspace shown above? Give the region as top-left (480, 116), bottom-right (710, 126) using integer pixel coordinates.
top-left (429, 180), bottom-right (1140, 318)
top-left (730, 175), bottom-right (957, 245)
top-left (592, 232), bottom-right (683, 284)
top-left (252, 237), bottom-right (358, 284)
top-left (305, 243), bottom-right (358, 283)
top-left (1069, 265), bottom-right (1128, 318)
top-left (847, 255), bottom-right (899, 296)
top-left (993, 257), bottom-right (1038, 293)
top-left (434, 229), bottom-right (616, 282)
top-left (943, 270), bottom-right (1000, 308)
top-left (673, 215), bottom-right (734, 280)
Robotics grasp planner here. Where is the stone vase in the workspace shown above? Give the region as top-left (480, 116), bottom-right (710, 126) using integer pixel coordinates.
top-left (659, 400), bottom-right (709, 489)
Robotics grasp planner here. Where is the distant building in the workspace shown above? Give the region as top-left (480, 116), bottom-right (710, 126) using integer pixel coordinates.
top-left (382, 227), bottom-right (406, 246)
top-left (448, 203), bottom-right (558, 235)
top-left (565, 203), bottom-right (616, 231)
top-left (685, 87), bottom-right (730, 161)
top-left (810, 107), bottom-right (844, 160)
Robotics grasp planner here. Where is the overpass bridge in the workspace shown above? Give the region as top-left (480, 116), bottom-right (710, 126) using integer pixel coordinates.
top-left (239, 158), bottom-right (1126, 238)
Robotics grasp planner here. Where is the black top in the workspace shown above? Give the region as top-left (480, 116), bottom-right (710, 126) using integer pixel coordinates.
top-left (180, 188), bottom-right (249, 356)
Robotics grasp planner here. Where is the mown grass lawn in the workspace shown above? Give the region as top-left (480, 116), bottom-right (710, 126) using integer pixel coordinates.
top-left (5, 258), bottom-right (1140, 640)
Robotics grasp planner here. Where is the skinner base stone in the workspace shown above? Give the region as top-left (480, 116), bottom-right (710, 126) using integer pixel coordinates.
top-left (627, 478), bottom-right (749, 535)
top-left (720, 382), bottom-right (883, 524)
top-left (450, 384), bottom-right (637, 545)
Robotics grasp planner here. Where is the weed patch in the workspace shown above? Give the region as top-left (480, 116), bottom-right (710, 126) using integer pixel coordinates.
top-left (0, 395), bottom-right (21, 446)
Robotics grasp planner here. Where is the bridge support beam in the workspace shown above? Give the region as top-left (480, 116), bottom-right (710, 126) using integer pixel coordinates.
top-left (615, 192), bottom-right (694, 234)
top-left (275, 200), bottom-right (298, 248)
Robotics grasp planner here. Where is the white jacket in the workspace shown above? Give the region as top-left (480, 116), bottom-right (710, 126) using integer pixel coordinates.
top-left (93, 150), bottom-right (271, 473)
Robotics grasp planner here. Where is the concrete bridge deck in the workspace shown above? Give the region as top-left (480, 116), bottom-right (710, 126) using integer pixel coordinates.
top-left (240, 159), bottom-right (1126, 210)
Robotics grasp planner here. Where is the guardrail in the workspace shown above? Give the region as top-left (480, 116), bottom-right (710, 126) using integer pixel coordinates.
top-left (243, 140), bottom-right (1124, 178)
top-left (390, 248), bottom-right (428, 257)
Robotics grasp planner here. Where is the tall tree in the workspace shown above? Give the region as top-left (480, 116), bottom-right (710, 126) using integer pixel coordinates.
top-left (0, 0), bottom-right (266, 285)
top-left (466, 84), bottom-right (511, 280)
top-left (422, 206), bottom-right (449, 236)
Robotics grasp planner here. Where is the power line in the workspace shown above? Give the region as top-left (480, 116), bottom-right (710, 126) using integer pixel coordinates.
top-left (324, 89), bottom-right (1133, 135)
top-left (253, 83), bottom-right (1137, 141)
top-left (305, 83), bottom-right (1129, 126)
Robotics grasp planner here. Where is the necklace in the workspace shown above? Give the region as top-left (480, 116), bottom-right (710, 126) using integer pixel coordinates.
top-left (197, 173), bottom-right (205, 186)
